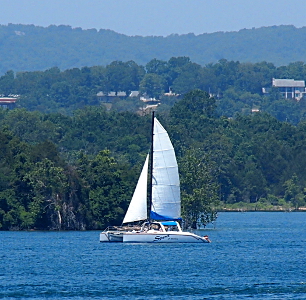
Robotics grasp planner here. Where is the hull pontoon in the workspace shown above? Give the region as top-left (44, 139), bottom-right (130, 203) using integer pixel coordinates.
top-left (123, 221), bottom-right (211, 243)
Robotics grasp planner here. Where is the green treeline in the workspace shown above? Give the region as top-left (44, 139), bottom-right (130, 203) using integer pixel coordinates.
top-left (2, 56), bottom-right (306, 230)
top-left (0, 108), bottom-right (150, 230)
top-left (1, 24), bottom-right (306, 73)
top-left (2, 57), bottom-right (306, 124)
top-left (1, 90), bottom-right (306, 230)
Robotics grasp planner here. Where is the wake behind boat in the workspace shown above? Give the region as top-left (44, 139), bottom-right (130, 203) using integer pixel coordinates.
top-left (100, 112), bottom-right (211, 243)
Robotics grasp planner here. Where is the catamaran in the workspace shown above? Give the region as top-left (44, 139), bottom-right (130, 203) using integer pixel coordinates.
top-left (100, 112), bottom-right (211, 243)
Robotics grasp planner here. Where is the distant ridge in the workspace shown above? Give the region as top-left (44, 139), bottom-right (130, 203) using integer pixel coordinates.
top-left (0, 24), bottom-right (305, 74)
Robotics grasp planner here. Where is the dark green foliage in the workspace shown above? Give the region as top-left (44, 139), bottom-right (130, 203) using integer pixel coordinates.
top-left (85, 150), bottom-right (134, 228)
top-left (2, 56), bottom-right (306, 125)
top-left (170, 89), bottom-right (216, 120)
top-left (140, 73), bottom-right (166, 98)
top-left (169, 96), bottom-right (306, 209)
top-left (0, 108), bottom-right (149, 230)
top-left (1, 47), bottom-right (306, 128)
top-left (179, 147), bottom-right (219, 228)
top-left (1, 97), bottom-right (306, 230)
top-left (2, 42), bottom-right (306, 228)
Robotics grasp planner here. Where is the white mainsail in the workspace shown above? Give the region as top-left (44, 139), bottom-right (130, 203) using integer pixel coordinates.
top-left (122, 154), bottom-right (149, 224)
top-left (150, 118), bottom-right (181, 220)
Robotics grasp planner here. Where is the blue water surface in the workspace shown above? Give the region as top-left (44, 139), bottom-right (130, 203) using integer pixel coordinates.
top-left (1, 212), bottom-right (306, 299)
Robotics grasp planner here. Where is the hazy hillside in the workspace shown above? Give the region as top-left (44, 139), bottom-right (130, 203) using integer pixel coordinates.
top-left (1, 24), bottom-right (306, 74)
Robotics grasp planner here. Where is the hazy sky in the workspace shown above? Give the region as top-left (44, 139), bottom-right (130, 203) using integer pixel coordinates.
top-left (3, 0), bottom-right (306, 36)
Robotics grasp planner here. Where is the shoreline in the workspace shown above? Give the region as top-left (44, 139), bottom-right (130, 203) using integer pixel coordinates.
top-left (218, 208), bottom-right (306, 212)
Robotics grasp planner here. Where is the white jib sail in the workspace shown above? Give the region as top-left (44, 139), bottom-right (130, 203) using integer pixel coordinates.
top-left (151, 118), bottom-right (181, 220)
top-left (122, 154), bottom-right (149, 224)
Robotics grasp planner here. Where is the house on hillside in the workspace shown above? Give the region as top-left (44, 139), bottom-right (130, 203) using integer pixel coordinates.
top-left (97, 90), bottom-right (163, 113)
top-left (164, 89), bottom-right (179, 97)
top-left (140, 96), bottom-right (159, 104)
top-left (262, 78), bottom-right (306, 101)
top-left (129, 91), bottom-right (140, 97)
top-left (0, 97), bottom-right (18, 109)
top-left (97, 91), bottom-right (127, 103)
top-left (97, 91), bottom-right (142, 102)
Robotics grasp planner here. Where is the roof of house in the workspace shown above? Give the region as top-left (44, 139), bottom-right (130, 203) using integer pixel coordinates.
top-left (129, 91), bottom-right (140, 97)
top-left (97, 91), bottom-right (126, 97)
top-left (0, 97), bottom-right (17, 103)
top-left (272, 78), bottom-right (305, 88)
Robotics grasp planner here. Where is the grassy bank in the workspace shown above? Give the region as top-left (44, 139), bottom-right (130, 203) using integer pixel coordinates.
top-left (216, 201), bottom-right (306, 212)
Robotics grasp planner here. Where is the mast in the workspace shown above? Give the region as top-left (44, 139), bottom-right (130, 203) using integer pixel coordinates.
top-left (148, 111), bottom-right (155, 222)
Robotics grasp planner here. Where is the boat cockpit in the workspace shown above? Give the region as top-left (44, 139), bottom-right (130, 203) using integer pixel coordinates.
top-left (141, 221), bottom-right (182, 233)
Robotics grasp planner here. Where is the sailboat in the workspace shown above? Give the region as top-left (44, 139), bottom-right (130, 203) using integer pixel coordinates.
top-left (100, 112), bottom-right (211, 243)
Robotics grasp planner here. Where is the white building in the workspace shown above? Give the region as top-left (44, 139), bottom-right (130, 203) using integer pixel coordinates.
top-left (263, 78), bottom-right (306, 101)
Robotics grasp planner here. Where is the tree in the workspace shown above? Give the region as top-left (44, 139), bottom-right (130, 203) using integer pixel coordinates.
top-left (86, 150), bottom-right (132, 228)
top-left (139, 73), bottom-right (166, 98)
top-left (111, 97), bottom-right (142, 113)
top-left (105, 60), bottom-right (145, 93)
top-left (171, 63), bottom-right (205, 94)
top-left (145, 59), bottom-right (168, 75)
top-left (23, 158), bottom-right (68, 229)
top-left (170, 89), bottom-right (216, 120)
top-left (283, 174), bottom-right (304, 209)
top-left (179, 148), bottom-right (219, 228)
top-left (0, 70), bottom-right (15, 95)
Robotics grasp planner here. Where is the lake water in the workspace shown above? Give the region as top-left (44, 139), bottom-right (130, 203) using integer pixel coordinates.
top-left (1, 212), bottom-right (306, 299)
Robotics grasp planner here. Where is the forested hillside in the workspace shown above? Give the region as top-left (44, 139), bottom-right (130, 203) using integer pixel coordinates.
top-left (2, 33), bottom-right (306, 230)
top-left (2, 57), bottom-right (306, 124)
top-left (1, 24), bottom-right (306, 74)
top-left (1, 90), bottom-right (306, 230)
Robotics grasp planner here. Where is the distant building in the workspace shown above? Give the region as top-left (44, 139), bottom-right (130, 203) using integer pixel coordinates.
top-left (129, 91), bottom-right (140, 97)
top-left (116, 91), bottom-right (127, 97)
top-left (0, 97), bottom-right (17, 109)
top-left (164, 89), bottom-right (179, 97)
top-left (139, 96), bottom-right (159, 103)
top-left (262, 78), bottom-right (306, 101)
top-left (97, 90), bottom-right (164, 113)
top-left (97, 91), bottom-right (127, 103)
